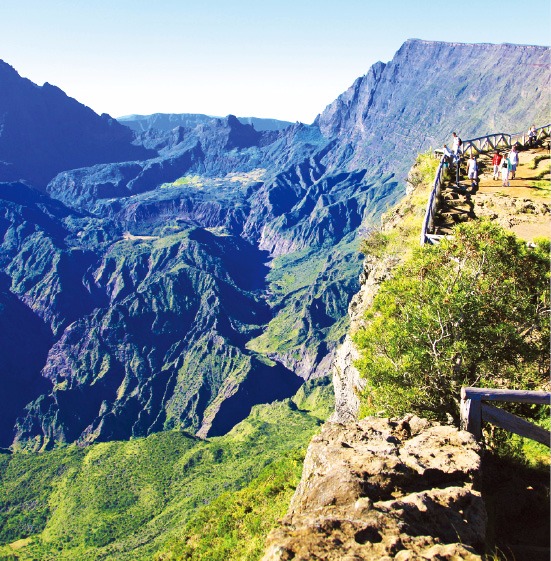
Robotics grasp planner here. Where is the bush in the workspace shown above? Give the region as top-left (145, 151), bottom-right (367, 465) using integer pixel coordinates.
top-left (354, 220), bottom-right (550, 423)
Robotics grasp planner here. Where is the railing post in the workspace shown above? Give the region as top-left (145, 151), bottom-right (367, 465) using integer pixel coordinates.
top-left (460, 387), bottom-right (482, 440)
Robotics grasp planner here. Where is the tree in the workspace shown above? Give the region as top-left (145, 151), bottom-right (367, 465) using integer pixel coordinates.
top-left (354, 220), bottom-right (550, 423)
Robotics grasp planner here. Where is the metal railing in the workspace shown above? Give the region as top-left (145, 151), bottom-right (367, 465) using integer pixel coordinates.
top-left (462, 124), bottom-right (551, 156)
top-left (420, 158), bottom-right (446, 245)
top-left (460, 387), bottom-right (550, 446)
top-left (420, 124), bottom-right (551, 245)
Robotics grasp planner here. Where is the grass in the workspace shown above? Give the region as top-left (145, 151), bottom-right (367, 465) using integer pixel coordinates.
top-left (529, 153), bottom-right (550, 169)
top-left (530, 179), bottom-right (551, 195)
top-left (533, 163), bottom-right (551, 180)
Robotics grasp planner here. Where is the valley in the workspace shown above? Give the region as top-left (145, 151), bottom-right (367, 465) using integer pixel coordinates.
top-left (0, 36), bottom-right (549, 561)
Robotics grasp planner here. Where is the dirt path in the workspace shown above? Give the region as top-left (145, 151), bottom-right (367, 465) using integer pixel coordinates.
top-left (458, 145), bottom-right (550, 242)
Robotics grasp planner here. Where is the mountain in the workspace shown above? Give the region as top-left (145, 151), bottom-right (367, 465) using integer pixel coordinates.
top-left (0, 40), bottom-right (549, 450)
top-left (0, 60), bottom-right (153, 189)
top-left (315, 39), bottom-right (551, 175)
top-left (118, 112), bottom-right (294, 132)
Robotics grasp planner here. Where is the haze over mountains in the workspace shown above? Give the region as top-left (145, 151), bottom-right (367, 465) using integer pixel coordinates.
top-left (0, 39), bottom-right (549, 449)
top-left (118, 113), bottom-right (294, 133)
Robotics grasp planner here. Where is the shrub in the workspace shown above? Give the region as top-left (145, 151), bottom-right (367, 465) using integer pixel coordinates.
top-left (354, 220), bottom-right (550, 423)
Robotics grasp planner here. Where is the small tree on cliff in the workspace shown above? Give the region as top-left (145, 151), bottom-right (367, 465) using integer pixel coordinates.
top-left (354, 220), bottom-right (550, 423)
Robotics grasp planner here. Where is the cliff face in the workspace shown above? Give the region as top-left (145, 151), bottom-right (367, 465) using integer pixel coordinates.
top-left (330, 253), bottom-right (400, 423)
top-left (316, 40), bottom-right (550, 177)
top-left (262, 416), bottom-right (486, 560)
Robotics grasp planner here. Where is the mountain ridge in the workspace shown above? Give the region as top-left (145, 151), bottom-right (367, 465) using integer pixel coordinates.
top-left (117, 112), bottom-right (294, 133)
top-left (0, 60), bottom-right (154, 189)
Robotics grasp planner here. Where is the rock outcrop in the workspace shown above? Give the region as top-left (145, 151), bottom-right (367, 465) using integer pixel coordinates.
top-left (262, 416), bottom-right (486, 561)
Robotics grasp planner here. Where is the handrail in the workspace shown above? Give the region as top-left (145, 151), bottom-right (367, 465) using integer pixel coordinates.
top-left (460, 386), bottom-right (550, 446)
top-left (421, 124), bottom-right (551, 245)
top-left (420, 158), bottom-right (445, 245)
top-left (462, 124), bottom-right (551, 156)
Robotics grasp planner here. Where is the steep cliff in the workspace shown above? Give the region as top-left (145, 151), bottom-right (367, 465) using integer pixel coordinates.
top-left (316, 40), bottom-right (550, 177)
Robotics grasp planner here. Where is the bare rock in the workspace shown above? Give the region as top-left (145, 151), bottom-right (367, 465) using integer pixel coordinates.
top-left (262, 417), bottom-right (485, 561)
top-left (330, 253), bottom-right (401, 424)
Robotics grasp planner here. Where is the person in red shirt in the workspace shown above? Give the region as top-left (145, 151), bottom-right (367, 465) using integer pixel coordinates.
top-left (492, 151), bottom-right (502, 180)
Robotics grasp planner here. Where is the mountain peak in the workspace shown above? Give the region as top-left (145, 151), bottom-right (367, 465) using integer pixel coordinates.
top-left (0, 60), bottom-right (154, 188)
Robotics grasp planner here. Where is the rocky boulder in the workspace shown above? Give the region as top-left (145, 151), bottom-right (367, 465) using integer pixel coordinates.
top-left (262, 416), bottom-right (486, 560)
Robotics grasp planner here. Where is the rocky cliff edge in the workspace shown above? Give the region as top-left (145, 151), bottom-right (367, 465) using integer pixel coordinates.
top-left (262, 415), bottom-right (486, 560)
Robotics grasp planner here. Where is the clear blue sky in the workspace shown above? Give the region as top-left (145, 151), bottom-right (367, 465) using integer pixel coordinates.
top-left (1, 0), bottom-right (549, 123)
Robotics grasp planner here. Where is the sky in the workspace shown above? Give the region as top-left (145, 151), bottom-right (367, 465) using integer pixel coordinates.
top-left (1, 0), bottom-right (550, 124)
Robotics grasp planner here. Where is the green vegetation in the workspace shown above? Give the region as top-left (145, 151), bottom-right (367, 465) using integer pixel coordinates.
top-left (0, 399), bottom-right (323, 561)
top-left (533, 163), bottom-right (551, 180)
top-left (529, 153), bottom-right (550, 169)
top-left (530, 179), bottom-right (551, 195)
top-left (354, 220), bottom-right (549, 424)
top-left (291, 376), bottom-right (335, 421)
top-left (405, 149), bottom-right (449, 190)
top-left (154, 449), bottom-right (305, 561)
top-left (248, 236), bottom-right (361, 356)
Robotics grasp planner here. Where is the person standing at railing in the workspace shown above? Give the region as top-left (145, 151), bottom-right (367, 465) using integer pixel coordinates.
top-left (492, 151), bottom-right (502, 180)
top-left (451, 132), bottom-right (462, 156)
top-left (450, 133), bottom-right (462, 185)
top-left (508, 145), bottom-right (519, 179)
top-left (442, 144), bottom-right (453, 166)
top-left (528, 125), bottom-right (537, 147)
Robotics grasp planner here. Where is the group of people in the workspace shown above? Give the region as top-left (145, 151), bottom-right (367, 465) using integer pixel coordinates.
top-left (443, 128), bottom-right (533, 188)
top-left (491, 146), bottom-right (519, 186)
top-left (464, 145), bottom-right (519, 188)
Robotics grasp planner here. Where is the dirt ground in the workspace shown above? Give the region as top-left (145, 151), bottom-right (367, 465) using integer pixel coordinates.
top-left (469, 145), bottom-right (550, 242)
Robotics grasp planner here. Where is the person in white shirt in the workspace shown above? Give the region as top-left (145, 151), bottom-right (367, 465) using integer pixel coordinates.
top-left (451, 132), bottom-right (462, 156)
top-left (501, 155), bottom-right (511, 187)
top-left (466, 155), bottom-right (478, 187)
top-left (508, 146), bottom-right (519, 179)
top-left (528, 125), bottom-right (537, 147)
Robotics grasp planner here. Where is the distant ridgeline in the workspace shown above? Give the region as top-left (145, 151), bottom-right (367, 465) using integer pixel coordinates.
top-left (0, 40), bottom-right (549, 450)
top-left (117, 113), bottom-right (294, 133)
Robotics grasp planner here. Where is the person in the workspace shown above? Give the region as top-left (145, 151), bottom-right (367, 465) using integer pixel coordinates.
top-left (508, 145), bottom-right (519, 179)
top-left (492, 151), bottom-right (502, 180)
top-left (528, 125), bottom-right (537, 147)
top-left (442, 144), bottom-right (453, 166)
top-left (466, 155), bottom-right (478, 187)
top-left (501, 153), bottom-right (511, 187)
top-left (451, 132), bottom-right (462, 156)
